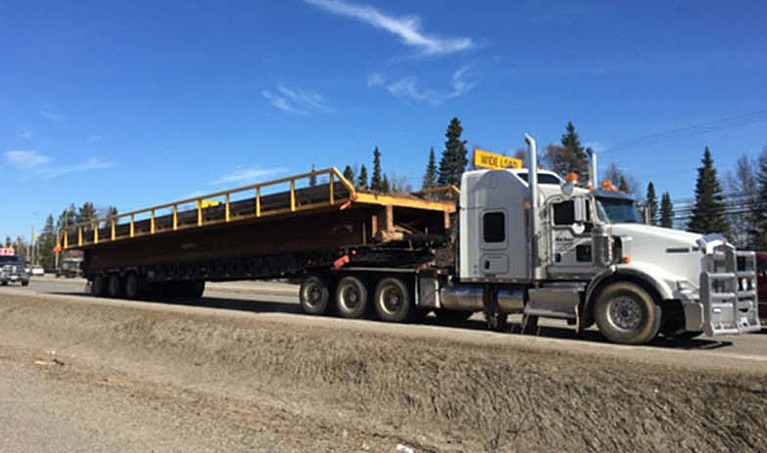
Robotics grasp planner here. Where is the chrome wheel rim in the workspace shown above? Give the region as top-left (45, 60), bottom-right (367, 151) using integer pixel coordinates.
top-left (608, 296), bottom-right (643, 331)
top-left (302, 281), bottom-right (323, 308)
top-left (340, 284), bottom-right (360, 309)
top-left (380, 285), bottom-right (403, 315)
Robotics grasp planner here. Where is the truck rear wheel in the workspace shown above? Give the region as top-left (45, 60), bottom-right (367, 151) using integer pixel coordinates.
top-left (300, 276), bottom-right (331, 315)
top-left (335, 276), bottom-right (368, 319)
top-left (107, 273), bottom-right (123, 298)
top-left (594, 282), bottom-right (661, 345)
top-left (374, 277), bottom-right (413, 322)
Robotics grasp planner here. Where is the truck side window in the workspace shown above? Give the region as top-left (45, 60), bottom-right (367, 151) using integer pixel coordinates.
top-left (483, 212), bottom-right (505, 243)
top-left (553, 201), bottom-right (575, 225)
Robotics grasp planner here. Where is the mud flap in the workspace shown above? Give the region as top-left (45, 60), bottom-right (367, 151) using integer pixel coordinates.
top-left (700, 249), bottom-right (761, 336)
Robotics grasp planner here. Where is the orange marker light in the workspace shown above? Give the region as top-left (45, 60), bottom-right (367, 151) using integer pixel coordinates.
top-left (565, 172), bottom-right (578, 183)
top-left (622, 256), bottom-right (631, 264)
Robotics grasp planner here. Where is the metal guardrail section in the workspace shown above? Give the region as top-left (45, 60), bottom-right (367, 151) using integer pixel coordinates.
top-left (61, 167), bottom-right (358, 250)
top-left (700, 246), bottom-right (762, 336)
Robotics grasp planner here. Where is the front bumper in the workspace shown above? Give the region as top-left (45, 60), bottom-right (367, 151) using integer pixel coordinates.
top-left (697, 248), bottom-right (762, 336)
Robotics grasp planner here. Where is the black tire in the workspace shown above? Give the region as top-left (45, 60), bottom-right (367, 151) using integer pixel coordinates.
top-left (435, 309), bottom-right (473, 325)
top-left (374, 277), bottom-right (414, 322)
top-left (335, 276), bottom-right (368, 319)
top-left (520, 314), bottom-right (539, 335)
top-left (124, 272), bottom-right (140, 299)
top-left (91, 274), bottom-right (106, 297)
top-left (21, 280), bottom-right (29, 287)
top-left (106, 273), bottom-right (123, 298)
top-left (184, 280), bottom-right (205, 300)
top-left (299, 276), bottom-right (331, 315)
top-left (594, 282), bottom-right (661, 345)
top-left (1, 281), bottom-right (7, 286)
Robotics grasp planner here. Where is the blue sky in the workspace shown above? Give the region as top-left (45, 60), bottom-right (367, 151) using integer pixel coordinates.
top-left (1, 0), bottom-right (765, 239)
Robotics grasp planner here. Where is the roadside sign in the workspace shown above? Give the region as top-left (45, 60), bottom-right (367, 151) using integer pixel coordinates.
top-left (0, 247), bottom-right (15, 256)
top-left (53, 244), bottom-right (62, 255)
top-left (473, 148), bottom-right (523, 170)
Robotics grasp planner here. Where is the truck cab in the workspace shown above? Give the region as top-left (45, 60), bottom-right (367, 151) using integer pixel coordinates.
top-left (457, 138), bottom-right (761, 344)
top-left (0, 254), bottom-right (30, 286)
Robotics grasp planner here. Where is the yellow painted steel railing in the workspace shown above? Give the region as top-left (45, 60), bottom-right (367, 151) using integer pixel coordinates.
top-left (61, 167), bottom-right (357, 250)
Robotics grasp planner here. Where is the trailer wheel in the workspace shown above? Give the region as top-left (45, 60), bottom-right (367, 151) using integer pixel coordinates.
top-left (300, 276), bottom-right (331, 315)
top-left (106, 273), bottom-right (124, 298)
top-left (594, 282), bottom-right (661, 345)
top-left (91, 274), bottom-right (106, 296)
top-left (374, 277), bottom-right (413, 322)
top-left (335, 276), bottom-right (368, 319)
top-left (124, 272), bottom-right (140, 299)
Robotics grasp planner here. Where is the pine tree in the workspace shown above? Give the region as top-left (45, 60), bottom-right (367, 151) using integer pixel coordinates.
top-left (381, 174), bottom-right (390, 193)
top-left (438, 117), bottom-right (468, 186)
top-left (371, 147), bottom-right (383, 191)
top-left (660, 192), bottom-right (674, 228)
top-left (752, 147), bottom-right (767, 248)
top-left (342, 165), bottom-right (355, 182)
top-left (309, 164), bottom-right (317, 187)
top-left (422, 146), bottom-right (437, 190)
top-left (77, 202), bottom-right (97, 227)
top-left (560, 121), bottom-right (589, 181)
top-left (618, 176), bottom-right (628, 192)
top-left (4, 235), bottom-right (10, 248)
top-left (357, 165), bottom-right (368, 190)
top-left (39, 214), bottom-right (57, 269)
top-left (688, 147), bottom-right (729, 236)
top-left (645, 182), bottom-right (658, 225)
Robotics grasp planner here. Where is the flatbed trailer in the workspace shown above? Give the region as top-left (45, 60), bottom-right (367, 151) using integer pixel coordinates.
top-left (63, 168), bottom-right (458, 305)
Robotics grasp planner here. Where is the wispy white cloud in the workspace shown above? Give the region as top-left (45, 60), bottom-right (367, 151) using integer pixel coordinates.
top-left (5, 150), bottom-right (53, 169)
top-left (369, 66), bottom-right (476, 105)
top-left (305, 0), bottom-right (472, 56)
top-left (21, 129), bottom-right (34, 140)
top-left (262, 86), bottom-right (332, 115)
top-left (40, 110), bottom-right (64, 123)
top-left (4, 149), bottom-right (112, 178)
top-left (86, 134), bottom-right (103, 143)
top-left (212, 167), bottom-right (287, 185)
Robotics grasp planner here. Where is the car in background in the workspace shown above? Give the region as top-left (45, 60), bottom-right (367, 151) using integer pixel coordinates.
top-left (0, 254), bottom-right (30, 286)
top-left (757, 252), bottom-right (767, 320)
top-left (30, 265), bottom-right (45, 276)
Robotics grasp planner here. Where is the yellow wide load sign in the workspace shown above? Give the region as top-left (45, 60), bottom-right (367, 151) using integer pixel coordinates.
top-left (472, 148), bottom-right (523, 170)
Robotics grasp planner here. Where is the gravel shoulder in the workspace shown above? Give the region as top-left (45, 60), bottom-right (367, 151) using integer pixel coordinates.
top-left (0, 289), bottom-right (765, 452)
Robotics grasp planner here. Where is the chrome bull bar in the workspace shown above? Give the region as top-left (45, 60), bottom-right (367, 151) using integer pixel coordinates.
top-left (700, 246), bottom-right (761, 336)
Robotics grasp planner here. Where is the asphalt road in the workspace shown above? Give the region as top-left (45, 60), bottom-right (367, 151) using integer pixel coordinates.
top-left (15, 274), bottom-right (767, 364)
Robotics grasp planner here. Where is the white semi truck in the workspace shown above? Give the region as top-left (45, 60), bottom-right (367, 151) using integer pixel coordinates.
top-left (431, 134), bottom-right (762, 343)
top-left (65, 133), bottom-right (762, 345)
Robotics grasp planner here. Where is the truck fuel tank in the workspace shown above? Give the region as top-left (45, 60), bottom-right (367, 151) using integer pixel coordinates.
top-left (439, 285), bottom-right (524, 313)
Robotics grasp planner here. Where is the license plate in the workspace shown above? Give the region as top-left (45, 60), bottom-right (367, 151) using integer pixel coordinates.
top-left (10, 276), bottom-right (18, 281)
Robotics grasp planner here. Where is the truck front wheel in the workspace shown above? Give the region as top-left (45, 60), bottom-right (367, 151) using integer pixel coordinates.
top-left (594, 282), bottom-right (661, 345)
top-left (300, 276), bottom-right (331, 315)
top-left (335, 276), bottom-right (368, 319)
top-left (374, 277), bottom-right (413, 322)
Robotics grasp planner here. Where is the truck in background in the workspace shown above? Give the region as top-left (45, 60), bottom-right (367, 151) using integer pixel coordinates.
top-left (59, 133), bottom-right (762, 344)
top-left (0, 248), bottom-right (30, 286)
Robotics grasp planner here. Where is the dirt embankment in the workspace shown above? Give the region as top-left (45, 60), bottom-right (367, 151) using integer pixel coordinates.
top-left (0, 292), bottom-right (765, 452)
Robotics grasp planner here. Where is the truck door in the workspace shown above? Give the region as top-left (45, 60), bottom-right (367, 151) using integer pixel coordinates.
top-left (480, 209), bottom-right (510, 277)
top-left (548, 198), bottom-right (594, 277)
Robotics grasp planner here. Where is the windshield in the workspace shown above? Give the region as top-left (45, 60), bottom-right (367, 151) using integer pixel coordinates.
top-left (595, 197), bottom-right (641, 224)
top-left (0, 256), bottom-right (20, 264)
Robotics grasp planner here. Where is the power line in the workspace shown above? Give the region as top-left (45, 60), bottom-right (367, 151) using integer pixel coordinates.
top-left (602, 109), bottom-right (767, 152)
